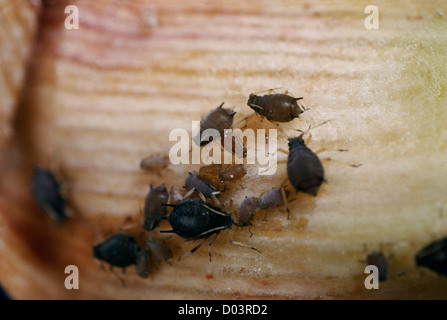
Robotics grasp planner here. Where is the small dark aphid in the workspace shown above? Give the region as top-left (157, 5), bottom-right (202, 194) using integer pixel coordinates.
top-left (287, 136), bottom-right (324, 196)
top-left (247, 92), bottom-right (304, 123)
top-left (219, 164), bottom-right (246, 182)
top-left (196, 102), bottom-right (236, 146)
top-left (145, 238), bottom-right (173, 262)
top-left (135, 247), bottom-right (153, 279)
top-left (143, 184), bottom-right (169, 231)
top-left (221, 131), bottom-right (247, 158)
top-left (93, 233), bottom-right (140, 270)
top-left (415, 237), bottom-right (447, 277)
top-left (367, 251), bottom-right (388, 282)
top-left (199, 164), bottom-right (246, 190)
top-left (140, 155), bottom-right (170, 171)
top-left (256, 187), bottom-right (290, 218)
top-left (198, 164), bottom-right (224, 190)
top-left (135, 239), bottom-right (173, 278)
top-left (185, 172), bottom-right (220, 199)
top-left (30, 167), bottom-right (67, 224)
top-left (237, 196), bottom-right (258, 227)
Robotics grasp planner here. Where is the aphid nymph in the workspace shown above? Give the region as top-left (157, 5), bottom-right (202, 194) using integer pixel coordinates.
top-left (237, 196), bottom-right (258, 227)
top-left (143, 183), bottom-right (169, 231)
top-left (135, 247), bottom-right (153, 279)
top-left (256, 186), bottom-right (290, 218)
top-left (145, 238), bottom-right (173, 262)
top-left (196, 102), bottom-right (236, 146)
top-left (140, 155), bottom-right (170, 171)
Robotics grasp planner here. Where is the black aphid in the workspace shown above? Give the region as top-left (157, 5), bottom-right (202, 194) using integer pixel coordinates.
top-left (143, 184), bottom-right (169, 231)
top-left (30, 167), bottom-right (67, 223)
top-left (162, 199), bottom-right (233, 241)
top-left (161, 197), bottom-right (259, 260)
top-left (93, 233), bottom-right (140, 270)
top-left (367, 251), bottom-right (388, 281)
top-left (415, 237), bottom-right (447, 277)
top-left (287, 136), bottom-right (324, 196)
top-left (195, 102), bottom-right (236, 146)
top-left (247, 92), bottom-right (304, 122)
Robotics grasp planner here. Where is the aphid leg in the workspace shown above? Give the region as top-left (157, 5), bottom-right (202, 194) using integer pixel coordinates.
top-left (248, 103), bottom-right (264, 111)
top-left (280, 186), bottom-right (290, 219)
top-left (183, 188), bottom-right (196, 200)
top-left (160, 229), bottom-right (176, 234)
top-left (296, 120), bottom-right (334, 144)
top-left (108, 266), bottom-right (126, 287)
top-left (229, 230), bottom-right (261, 253)
top-left (271, 124), bottom-right (289, 140)
top-left (248, 226), bottom-right (254, 238)
top-left (262, 210), bottom-right (268, 221)
top-left (296, 98), bottom-right (310, 112)
top-left (297, 124), bottom-right (313, 145)
top-left (167, 187), bottom-right (173, 205)
top-left (211, 192), bottom-right (221, 207)
top-left (201, 204), bottom-right (229, 218)
top-left (228, 198), bottom-right (234, 216)
top-left (321, 156), bottom-right (362, 168)
top-left (250, 87), bottom-right (283, 96)
top-left (178, 237), bottom-right (209, 261)
top-left (233, 112), bottom-right (257, 129)
top-left (98, 261), bottom-right (106, 271)
top-left (207, 232), bottom-right (221, 262)
top-left (315, 145), bottom-right (361, 168)
top-left (196, 190), bottom-right (207, 202)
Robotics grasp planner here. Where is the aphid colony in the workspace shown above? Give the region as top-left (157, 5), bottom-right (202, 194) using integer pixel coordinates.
top-left (28, 89), bottom-right (345, 278)
top-left (35, 88), bottom-right (426, 283)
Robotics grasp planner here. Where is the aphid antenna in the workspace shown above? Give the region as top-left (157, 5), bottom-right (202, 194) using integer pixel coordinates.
top-left (233, 112), bottom-right (257, 129)
top-left (249, 87), bottom-right (283, 96)
top-left (295, 119), bottom-right (335, 144)
top-left (177, 234), bottom-right (218, 262)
